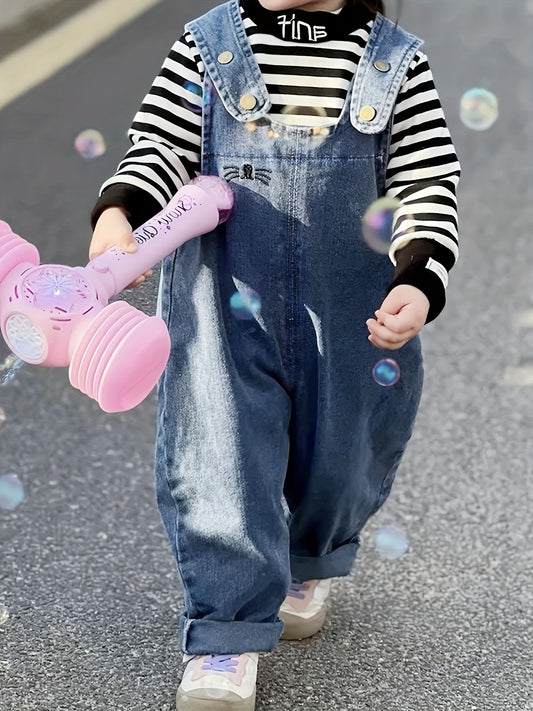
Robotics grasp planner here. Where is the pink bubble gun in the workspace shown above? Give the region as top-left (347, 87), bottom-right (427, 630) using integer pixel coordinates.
top-left (0, 175), bottom-right (233, 412)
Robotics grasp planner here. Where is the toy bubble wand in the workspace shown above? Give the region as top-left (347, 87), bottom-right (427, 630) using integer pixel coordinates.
top-left (0, 175), bottom-right (233, 412)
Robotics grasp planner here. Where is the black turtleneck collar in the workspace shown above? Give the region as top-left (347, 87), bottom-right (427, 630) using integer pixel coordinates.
top-left (241, 0), bottom-right (374, 43)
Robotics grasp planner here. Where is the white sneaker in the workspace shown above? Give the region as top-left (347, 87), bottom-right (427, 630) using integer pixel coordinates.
top-left (279, 578), bottom-right (332, 640)
top-left (176, 652), bottom-right (258, 710)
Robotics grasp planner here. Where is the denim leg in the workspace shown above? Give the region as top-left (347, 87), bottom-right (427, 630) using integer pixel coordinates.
top-left (155, 371), bottom-right (291, 654)
top-left (284, 316), bottom-right (423, 582)
top-left (155, 248), bottom-right (292, 655)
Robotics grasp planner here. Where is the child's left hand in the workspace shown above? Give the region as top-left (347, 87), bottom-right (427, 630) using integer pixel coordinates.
top-left (366, 285), bottom-right (430, 350)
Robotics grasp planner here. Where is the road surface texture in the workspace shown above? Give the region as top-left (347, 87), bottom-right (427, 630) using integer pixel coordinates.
top-left (0, 1), bottom-right (531, 709)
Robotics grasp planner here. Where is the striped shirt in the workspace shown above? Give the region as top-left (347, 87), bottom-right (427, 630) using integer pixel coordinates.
top-left (94, 0), bottom-right (460, 320)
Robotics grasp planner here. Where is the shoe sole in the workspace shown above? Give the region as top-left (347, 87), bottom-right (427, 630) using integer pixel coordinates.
top-left (279, 606), bottom-right (328, 640)
top-left (176, 689), bottom-right (256, 711)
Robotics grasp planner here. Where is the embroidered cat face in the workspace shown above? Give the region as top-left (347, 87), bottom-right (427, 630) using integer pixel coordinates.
top-left (223, 164), bottom-right (272, 186)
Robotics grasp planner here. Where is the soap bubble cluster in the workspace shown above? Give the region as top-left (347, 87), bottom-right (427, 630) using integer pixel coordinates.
top-left (361, 197), bottom-right (401, 254)
top-left (0, 354), bottom-right (24, 386)
top-left (374, 523), bottom-right (409, 561)
top-left (242, 106), bottom-right (332, 146)
top-left (0, 473), bottom-right (24, 511)
top-left (280, 104), bottom-right (327, 125)
top-left (460, 88), bottom-right (499, 131)
top-left (230, 288), bottom-right (262, 320)
top-left (372, 358), bottom-right (401, 387)
top-left (74, 128), bottom-right (106, 159)
top-left (181, 80), bottom-right (203, 115)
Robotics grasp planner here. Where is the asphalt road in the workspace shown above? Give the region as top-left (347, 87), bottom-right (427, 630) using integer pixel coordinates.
top-left (1, 1), bottom-right (532, 709)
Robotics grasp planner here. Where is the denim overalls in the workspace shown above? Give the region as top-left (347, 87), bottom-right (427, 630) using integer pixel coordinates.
top-left (155, 0), bottom-right (424, 656)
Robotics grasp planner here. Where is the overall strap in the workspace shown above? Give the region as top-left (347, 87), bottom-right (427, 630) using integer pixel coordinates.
top-left (186, 0), bottom-right (271, 123)
top-left (350, 13), bottom-right (423, 134)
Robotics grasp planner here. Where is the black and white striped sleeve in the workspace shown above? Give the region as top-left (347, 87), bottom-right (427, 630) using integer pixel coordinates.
top-left (91, 32), bottom-right (204, 229)
top-left (386, 52), bottom-right (460, 322)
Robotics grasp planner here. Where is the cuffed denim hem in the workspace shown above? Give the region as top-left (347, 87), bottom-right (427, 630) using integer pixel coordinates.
top-left (180, 614), bottom-right (284, 655)
top-left (290, 542), bottom-right (359, 581)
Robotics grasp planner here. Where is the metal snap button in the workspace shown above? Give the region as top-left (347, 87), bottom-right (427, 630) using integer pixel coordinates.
top-left (217, 51), bottom-right (234, 64)
top-left (239, 94), bottom-right (257, 111)
top-left (359, 105), bottom-right (377, 122)
top-left (374, 60), bottom-right (391, 72)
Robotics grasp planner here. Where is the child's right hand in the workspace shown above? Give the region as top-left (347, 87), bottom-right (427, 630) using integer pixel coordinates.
top-left (89, 207), bottom-right (153, 288)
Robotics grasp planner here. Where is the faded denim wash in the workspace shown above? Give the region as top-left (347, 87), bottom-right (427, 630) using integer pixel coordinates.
top-left (155, 0), bottom-right (424, 655)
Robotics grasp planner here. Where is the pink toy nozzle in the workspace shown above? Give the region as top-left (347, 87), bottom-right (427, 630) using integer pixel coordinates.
top-left (190, 174), bottom-right (234, 223)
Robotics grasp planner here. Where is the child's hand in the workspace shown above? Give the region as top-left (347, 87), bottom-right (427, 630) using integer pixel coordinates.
top-left (366, 285), bottom-right (430, 350)
top-left (89, 207), bottom-right (153, 288)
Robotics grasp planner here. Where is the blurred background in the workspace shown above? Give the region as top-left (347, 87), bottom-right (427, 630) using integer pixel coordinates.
top-left (0, 0), bottom-right (59, 29)
top-left (0, 1), bottom-right (531, 710)
top-left (0, 0), bottom-right (96, 56)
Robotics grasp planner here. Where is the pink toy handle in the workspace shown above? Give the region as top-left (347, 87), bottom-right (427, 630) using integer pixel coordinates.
top-left (86, 176), bottom-right (233, 299)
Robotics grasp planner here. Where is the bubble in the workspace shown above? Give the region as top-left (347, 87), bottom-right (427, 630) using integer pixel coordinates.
top-left (312, 126), bottom-right (330, 138)
top-left (0, 354), bottom-right (24, 386)
top-left (362, 197), bottom-right (401, 254)
top-left (460, 88), bottom-right (498, 131)
top-left (0, 604), bottom-right (9, 625)
top-left (374, 524), bottom-right (409, 561)
top-left (280, 104), bottom-right (327, 124)
top-left (0, 407), bottom-right (5, 424)
top-left (372, 358), bottom-right (400, 387)
top-left (0, 473), bottom-right (24, 510)
top-left (230, 288), bottom-right (261, 320)
top-left (203, 80), bottom-right (218, 110)
top-left (74, 129), bottom-right (106, 159)
top-left (181, 80), bottom-right (203, 114)
top-left (275, 106), bottom-right (333, 145)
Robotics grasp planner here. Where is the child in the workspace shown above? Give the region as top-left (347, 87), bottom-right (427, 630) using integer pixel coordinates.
top-left (89, 0), bottom-right (460, 708)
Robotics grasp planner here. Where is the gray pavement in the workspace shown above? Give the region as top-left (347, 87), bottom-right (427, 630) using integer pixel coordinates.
top-left (0, 0), bottom-right (57, 32)
top-left (0, 1), bottom-right (532, 709)
top-left (0, 0), bottom-right (96, 59)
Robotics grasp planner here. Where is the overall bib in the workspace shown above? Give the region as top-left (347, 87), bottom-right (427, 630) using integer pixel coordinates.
top-left (155, 0), bottom-right (424, 655)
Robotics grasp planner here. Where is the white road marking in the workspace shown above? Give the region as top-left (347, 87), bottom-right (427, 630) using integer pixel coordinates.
top-left (0, 0), bottom-right (163, 111)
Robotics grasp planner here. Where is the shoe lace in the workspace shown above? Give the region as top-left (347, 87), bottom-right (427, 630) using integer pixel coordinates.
top-left (286, 579), bottom-right (307, 600)
top-left (201, 655), bottom-right (240, 673)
